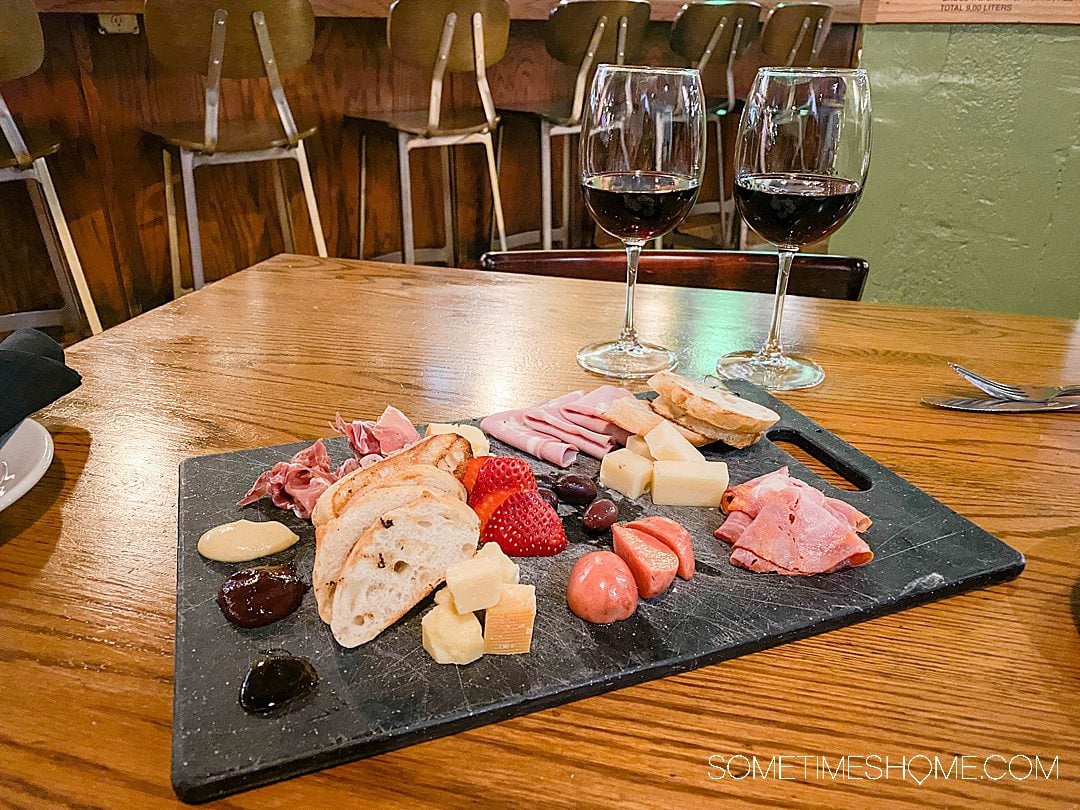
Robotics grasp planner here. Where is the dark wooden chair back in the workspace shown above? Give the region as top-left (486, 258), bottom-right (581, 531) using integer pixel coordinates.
top-left (760, 2), bottom-right (832, 66)
top-left (389, 0), bottom-right (510, 73)
top-left (0, 0), bottom-right (44, 82)
top-left (144, 0), bottom-right (315, 79)
top-left (479, 250), bottom-right (868, 301)
top-left (545, 0), bottom-right (651, 67)
top-left (670, 1), bottom-right (761, 69)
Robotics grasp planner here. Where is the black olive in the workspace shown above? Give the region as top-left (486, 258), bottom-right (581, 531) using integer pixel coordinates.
top-left (583, 499), bottom-right (619, 532)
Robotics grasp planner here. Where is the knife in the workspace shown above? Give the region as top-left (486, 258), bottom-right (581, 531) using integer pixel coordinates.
top-left (922, 396), bottom-right (1080, 413)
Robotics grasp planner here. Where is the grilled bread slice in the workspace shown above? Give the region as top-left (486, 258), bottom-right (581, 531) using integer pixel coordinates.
top-left (314, 484), bottom-right (446, 623)
top-left (329, 492), bottom-right (480, 649)
top-left (650, 396), bottom-right (763, 449)
top-left (312, 433), bottom-right (473, 526)
top-left (601, 395), bottom-right (712, 447)
top-left (648, 371), bottom-right (780, 435)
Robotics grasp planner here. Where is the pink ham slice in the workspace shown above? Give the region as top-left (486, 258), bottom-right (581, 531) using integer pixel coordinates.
top-left (523, 392), bottom-right (618, 460)
top-left (561, 385), bottom-right (635, 440)
top-left (481, 408), bottom-right (578, 468)
top-left (715, 467), bottom-right (873, 575)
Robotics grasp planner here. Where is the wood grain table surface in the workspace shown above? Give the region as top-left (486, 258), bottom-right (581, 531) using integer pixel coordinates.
top-left (1, 254), bottom-right (1077, 808)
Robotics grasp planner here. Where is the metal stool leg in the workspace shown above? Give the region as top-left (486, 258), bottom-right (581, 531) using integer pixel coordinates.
top-left (483, 132), bottom-right (507, 253)
top-left (162, 149), bottom-right (189, 299)
top-left (540, 120), bottom-right (553, 250)
top-left (32, 157), bottom-right (102, 335)
top-left (359, 133), bottom-right (368, 258)
top-left (489, 125), bottom-right (504, 251)
top-left (397, 131), bottom-right (415, 265)
top-left (272, 159), bottom-right (297, 254)
top-left (27, 180), bottom-right (80, 330)
top-left (560, 134), bottom-right (571, 248)
top-left (440, 146), bottom-right (456, 266)
top-left (178, 149), bottom-right (206, 290)
top-left (294, 141), bottom-right (327, 258)
top-left (716, 117), bottom-right (736, 248)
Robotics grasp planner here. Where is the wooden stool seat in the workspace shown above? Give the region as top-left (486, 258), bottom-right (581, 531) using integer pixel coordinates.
top-left (0, 126), bottom-right (60, 169)
top-left (350, 109), bottom-right (495, 139)
top-left (144, 119), bottom-right (317, 154)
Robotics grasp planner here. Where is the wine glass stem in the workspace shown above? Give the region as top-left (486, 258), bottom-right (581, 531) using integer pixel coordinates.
top-left (759, 246), bottom-right (796, 362)
top-left (620, 240), bottom-right (644, 345)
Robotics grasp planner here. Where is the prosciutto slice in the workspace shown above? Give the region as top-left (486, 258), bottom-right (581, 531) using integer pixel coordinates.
top-left (480, 386), bottom-right (635, 468)
top-left (239, 407), bottom-right (421, 520)
top-left (715, 467), bottom-right (873, 575)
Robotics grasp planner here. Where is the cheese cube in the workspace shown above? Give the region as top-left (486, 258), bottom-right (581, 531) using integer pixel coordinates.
top-left (625, 435), bottom-right (654, 460)
top-left (422, 604), bottom-right (484, 665)
top-left (599, 448), bottom-right (654, 499)
top-left (644, 419), bottom-right (706, 463)
top-left (483, 584), bottom-right (536, 655)
top-left (651, 460), bottom-right (729, 507)
top-left (434, 586), bottom-right (461, 613)
top-left (445, 543), bottom-right (516, 612)
top-left (424, 423), bottom-right (490, 456)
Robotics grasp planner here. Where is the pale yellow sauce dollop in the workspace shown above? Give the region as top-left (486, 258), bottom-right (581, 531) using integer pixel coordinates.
top-left (197, 519), bottom-right (299, 563)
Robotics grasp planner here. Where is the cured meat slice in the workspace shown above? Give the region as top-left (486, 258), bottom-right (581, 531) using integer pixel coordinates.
top-left (561, 386), bottom-right (635, 438)
top-left (480, 409), bottom-right (578, 468)
top-left (522, 397), bottom-right (617, 460)
top-left (714, 510), bottom-right (754, 545)
top-left (721, 467), bottom-right (794, 515)
top-left (238, 439), bottom-right (356, 520)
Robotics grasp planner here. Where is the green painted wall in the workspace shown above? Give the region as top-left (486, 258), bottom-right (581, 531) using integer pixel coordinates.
top-left (829, 24), bottom-right (1080, 318)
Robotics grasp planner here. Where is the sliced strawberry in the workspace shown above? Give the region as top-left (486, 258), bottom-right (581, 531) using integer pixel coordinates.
top-left (468, 457), bottom-right (537, 507)
top-left (482, 490), bottom-right (567, 557)
top-left (462, 456), bottom-right (489, 494)
top-left (612, 524), bottom-right (678, 598)
top-left (625, 516), bottom-right (695, 579)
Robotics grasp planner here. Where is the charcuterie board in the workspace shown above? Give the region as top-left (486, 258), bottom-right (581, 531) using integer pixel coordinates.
top-left (173, 381), bottom-right (1024, 803)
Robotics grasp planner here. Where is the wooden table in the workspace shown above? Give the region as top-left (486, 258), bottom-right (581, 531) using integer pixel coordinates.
top-left (1, 255), bottom-right (1077, 807)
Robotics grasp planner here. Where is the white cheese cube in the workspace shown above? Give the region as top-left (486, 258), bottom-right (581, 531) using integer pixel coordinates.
top-left (625, 435), bottom-right (654, 460)
top-left (424, 423), bottom-right (490, 457)
top-left (422, 604), bottom-right (484, 665)
top-left (476, 541), bottom-right (520, 584)
top-left (445, 546), bottom-right (514, 612)
top-left (599, 448), bottom-right (654, 499)
top-left (644, 419), bottom-right (706, 463)
top-left (651, 460), bottom-right (729, 507)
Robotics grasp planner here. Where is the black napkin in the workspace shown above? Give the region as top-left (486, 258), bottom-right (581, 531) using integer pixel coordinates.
top-left (0, 329), bottom-right (82, 436)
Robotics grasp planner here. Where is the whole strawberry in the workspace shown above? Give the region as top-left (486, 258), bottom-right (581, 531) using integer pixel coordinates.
top-left (482, 490), bottom-right (567, 557)
top-left (468, 456), bottom-right (538, 507)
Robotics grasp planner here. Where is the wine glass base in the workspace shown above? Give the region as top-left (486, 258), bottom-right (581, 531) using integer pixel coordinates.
top-left (577, 340), bottom-right (677, 379)
top-left (715, 351), bottom-right (824, 391)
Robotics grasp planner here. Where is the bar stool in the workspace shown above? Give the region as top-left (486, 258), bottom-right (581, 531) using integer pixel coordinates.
top-left (0, 0), bottom-right (102, 335)
top-left (669, 1), bottom-right (761, 249)
top-left (144, 0), bottom-right (328, 294)
top-left (352, 0), bottom-right (510, 266)
top-left (761, 1), bottom-right (832, 66)
top-left (497, 0), bottom-right (650, 251)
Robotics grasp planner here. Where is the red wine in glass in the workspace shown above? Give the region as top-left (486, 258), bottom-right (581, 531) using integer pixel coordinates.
top-left (734, 173), bottom-right (862, 246)
top-left (583, 172), bottom-right (700, 242)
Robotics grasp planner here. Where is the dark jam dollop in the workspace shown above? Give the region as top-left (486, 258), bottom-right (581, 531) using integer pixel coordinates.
top-left (217, 565), bottom-right (308, 628)
top-left (239, 653), bottom-right (318, 714)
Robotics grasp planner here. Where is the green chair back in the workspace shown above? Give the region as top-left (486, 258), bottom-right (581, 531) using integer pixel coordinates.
top-left (388, 0), bottom-right (510, 73)
top-left (0, 0), bottom-right (44, 82)
top-left (545, 0), bottom-right (651, 67)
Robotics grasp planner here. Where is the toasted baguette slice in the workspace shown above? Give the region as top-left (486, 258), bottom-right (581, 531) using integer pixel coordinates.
top-left (314, 484), bottom-right (446, 623)
top-left (312, 434), bottom-right (473, 526)
top-left (601, 395), bottom-right (712, 447)
top-left (313, 463), bottom-right (464, 528)
top-left (329, 492), bottom-right (480, 649)
top-left (648, 371), bottom-right (780, 434)
top-left (650, 396), bottom-right (764, 449)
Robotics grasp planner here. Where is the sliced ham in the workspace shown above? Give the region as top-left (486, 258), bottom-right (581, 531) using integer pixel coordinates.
top-left (715, 467), bottom-right (873, 576)
top-left (369, 405), bottom-right (421, 452)
top-left (480, 386), bottom-right (634, 468)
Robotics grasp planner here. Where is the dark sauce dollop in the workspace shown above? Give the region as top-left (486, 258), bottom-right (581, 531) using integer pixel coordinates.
top-left (239, 653), bottom-right (318, 714)
top-left (217, 565), bottom-right (308, 628)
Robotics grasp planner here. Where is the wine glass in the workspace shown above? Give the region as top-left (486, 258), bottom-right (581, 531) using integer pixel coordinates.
top-left (715, 68), bottom-right (872, 391)
top-left (577, 65), bottom-right (706, 379)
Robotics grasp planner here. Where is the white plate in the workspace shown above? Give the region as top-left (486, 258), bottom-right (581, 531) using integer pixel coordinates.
top-left (0, 419), bottom-right (55, 512)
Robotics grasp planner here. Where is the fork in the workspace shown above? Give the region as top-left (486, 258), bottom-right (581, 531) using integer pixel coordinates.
top-left (949, 363), bottom-right (1080, 402)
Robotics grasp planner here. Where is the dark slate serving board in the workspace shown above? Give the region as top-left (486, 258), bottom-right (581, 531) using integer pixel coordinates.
top-left (173, 381), bottom-right (1024, 803)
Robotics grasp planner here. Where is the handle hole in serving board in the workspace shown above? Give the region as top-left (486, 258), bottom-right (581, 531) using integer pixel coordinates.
top-left (767, 428), bottom-right (872, 492)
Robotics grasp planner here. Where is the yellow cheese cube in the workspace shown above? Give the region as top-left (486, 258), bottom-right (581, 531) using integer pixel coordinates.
top-left (445, 544), bottom-right (515, 612)
top-left (625, 435), bottom-right (654, 460)
top-left (433, 586), bottom-right (460, 613)
top-left (651, 460), bottom-right (729, 507)
top-left (644, 419), bottom-right (706, 463)
top-left (422, 604), bottom-right (484, 665)
top-left (424, 423), bottom-right (490, 456)
top-left (599, 448), bottom-right (653, 499)
top-left (483, 584), bottom-right (536, 655)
